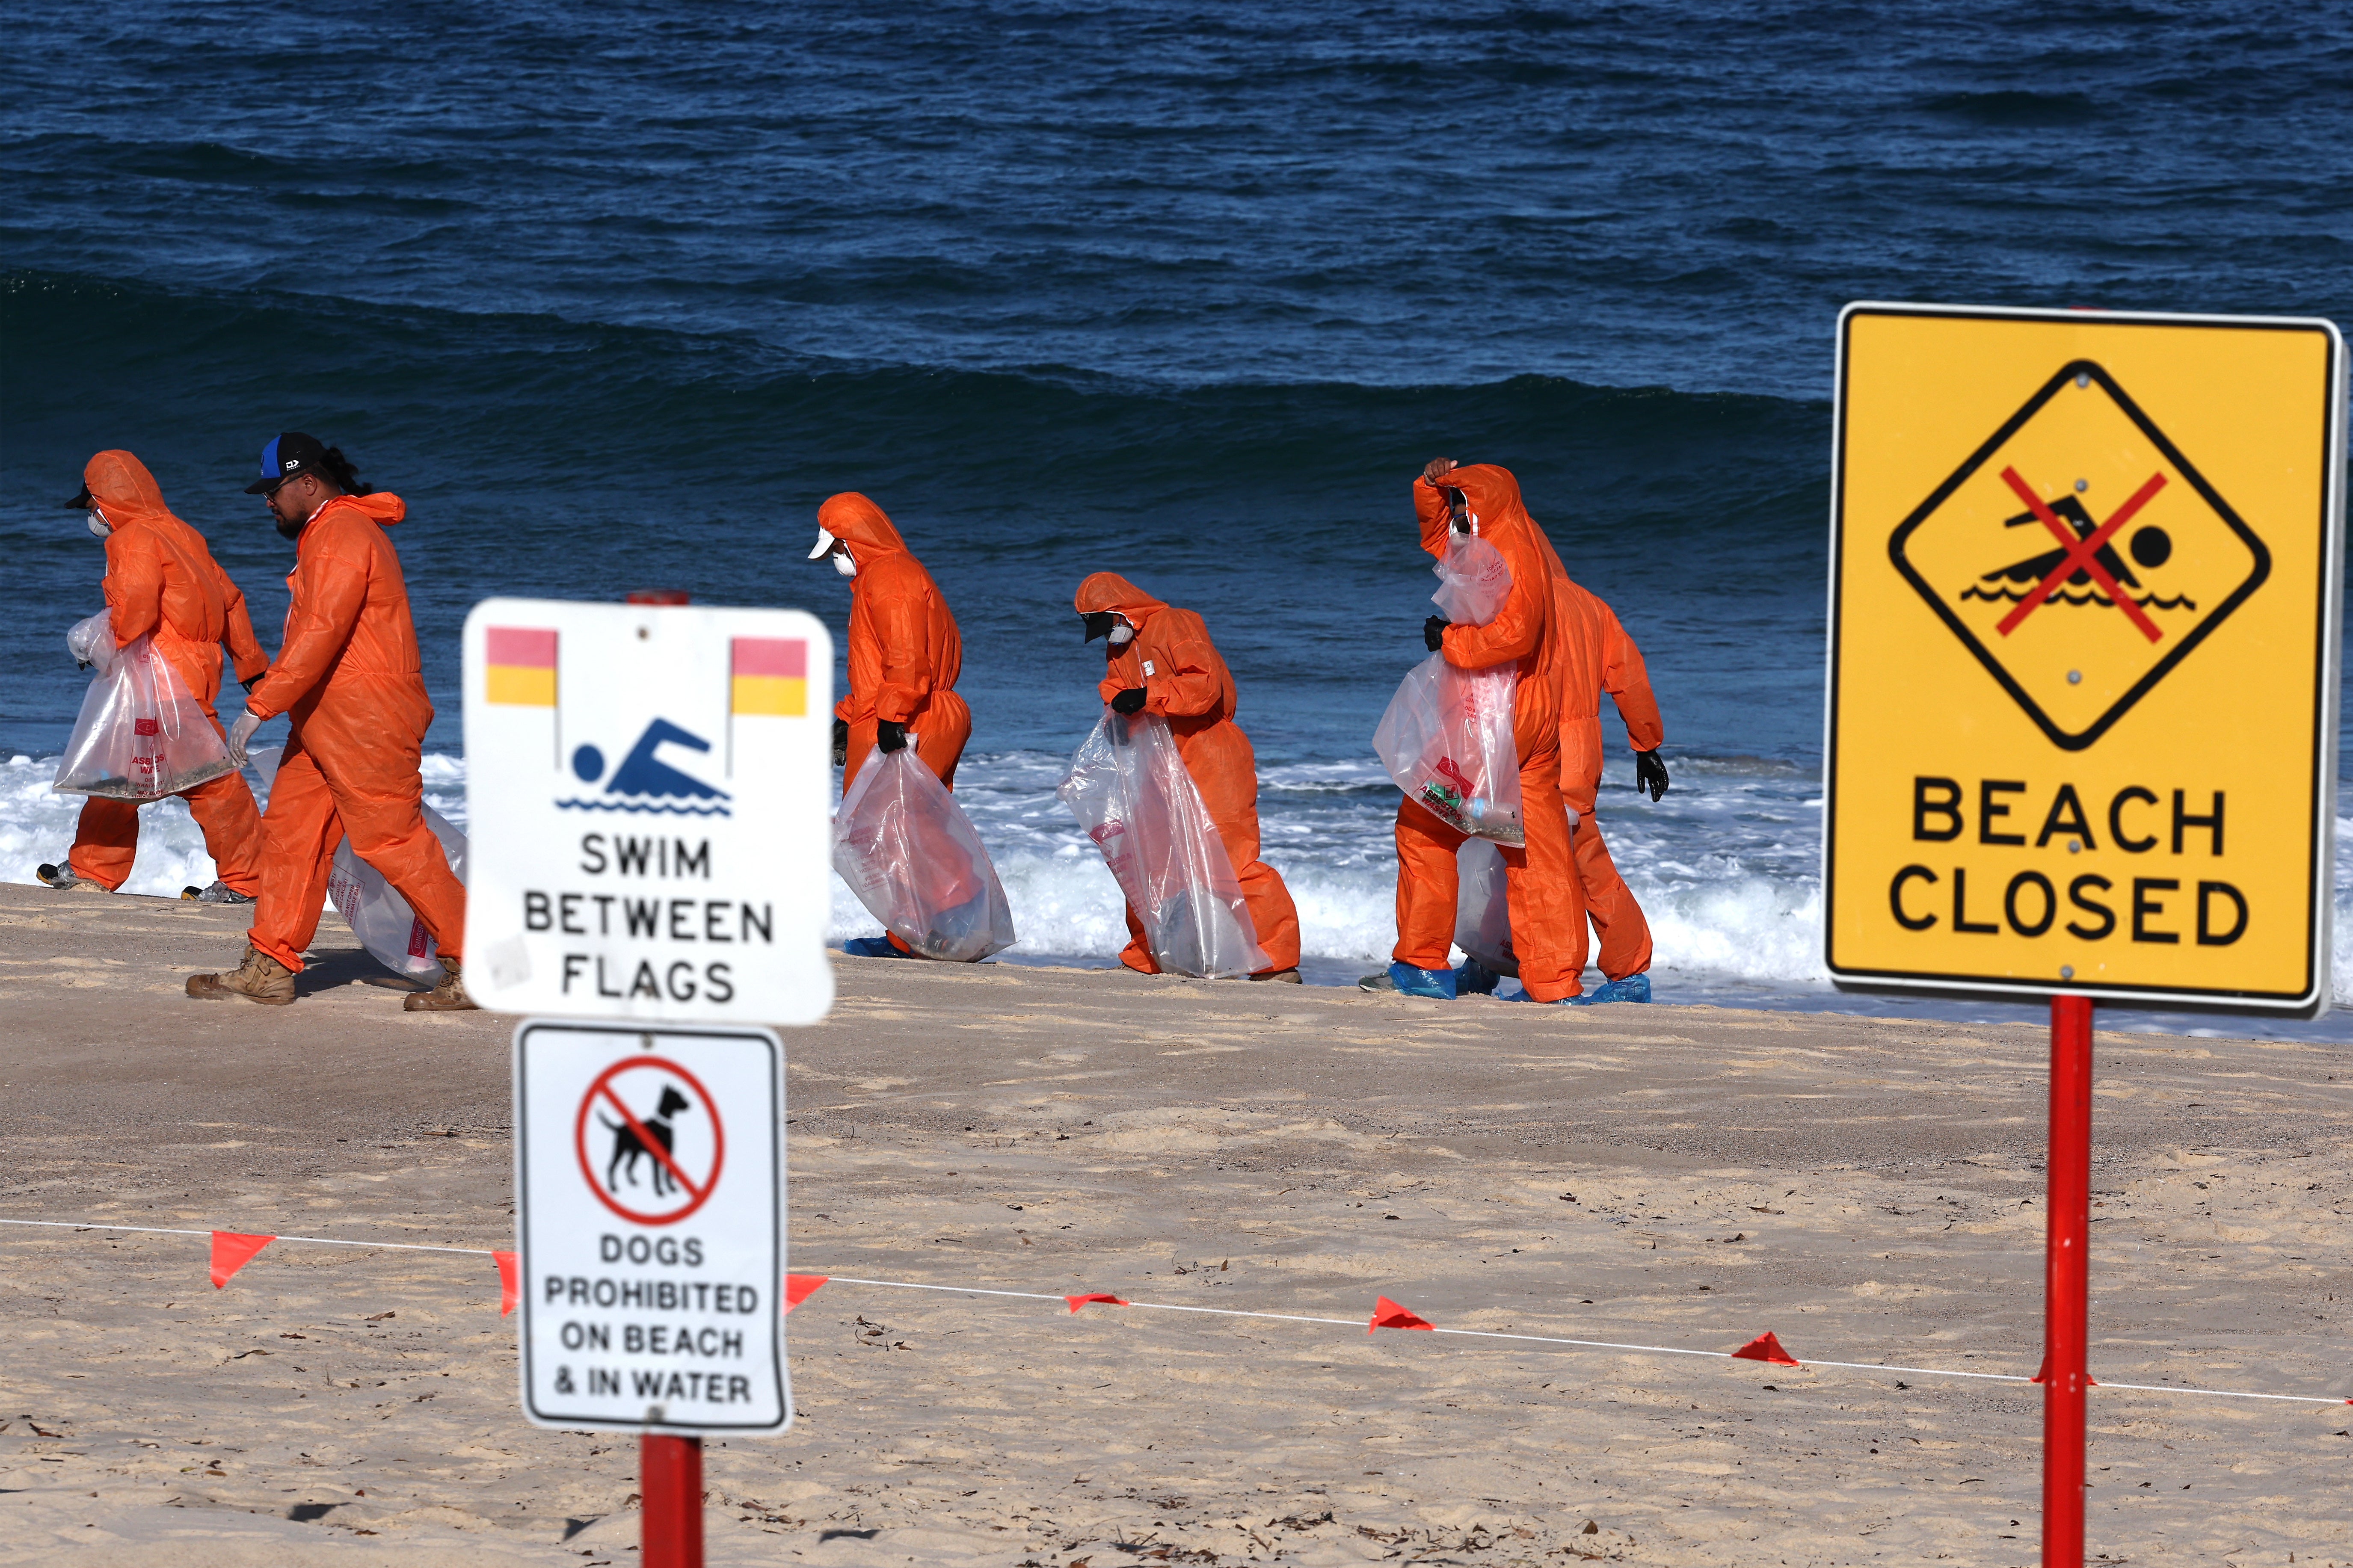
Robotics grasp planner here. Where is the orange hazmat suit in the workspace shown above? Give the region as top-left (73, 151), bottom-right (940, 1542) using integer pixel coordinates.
top-left (1538, 559), bottom-right (1664, 983)
top-left (67, 451), bottom-right (268, 893)
top-left (239, 492), bottom-right (465, 973)
top-left (1074, 572), bottom-right (1301, 977)
top-left (1392, 464), bottom-right (1585, 1001)
top-left (822, 493), bottom-right (972, 796)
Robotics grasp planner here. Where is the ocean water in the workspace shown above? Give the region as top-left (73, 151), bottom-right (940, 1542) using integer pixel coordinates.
top-left (3, 2), bottom-right (2350, 1037)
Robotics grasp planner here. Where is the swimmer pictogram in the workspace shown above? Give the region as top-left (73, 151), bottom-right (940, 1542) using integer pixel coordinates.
top-left (557, 717), bottom-right (734, 817)
top-left (571, 1056), bottom-right (726, 1225)
top-left (1888, 358), bottom-right (2270, 751)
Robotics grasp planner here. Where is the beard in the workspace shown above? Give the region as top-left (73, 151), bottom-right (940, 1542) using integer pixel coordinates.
top-left (273, 512), bottom-right (306, 540)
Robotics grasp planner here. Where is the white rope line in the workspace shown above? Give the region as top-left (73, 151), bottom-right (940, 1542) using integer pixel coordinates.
top-left (0, 1216), bottom-right (497, 1257)
top-left (818, 1276), bottom-right (2350, 1404)
top-left (5, 1219), bottom-right (2345, 1405)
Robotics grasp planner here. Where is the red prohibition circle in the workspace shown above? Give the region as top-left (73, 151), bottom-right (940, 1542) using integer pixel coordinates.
top-left (572, 1054), bottom-right (726, 1226)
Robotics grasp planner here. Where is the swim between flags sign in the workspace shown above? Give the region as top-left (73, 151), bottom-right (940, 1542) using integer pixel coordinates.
top-left (462, 599), bottom-right (836, 1025)
top-left (1826, 304), bottom-right (2345, 1014)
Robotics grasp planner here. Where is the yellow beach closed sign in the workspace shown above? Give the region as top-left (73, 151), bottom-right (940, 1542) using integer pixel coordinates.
top-left (1826, 304), bottom-right (2346, 1015)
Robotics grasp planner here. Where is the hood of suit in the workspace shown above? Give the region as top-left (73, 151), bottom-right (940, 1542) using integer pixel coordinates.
top-left (82, 450), bottom-right (178, 533)
top-left (1420, 462), bottom-right (1531, 558)
top-left (1073, 571), bottom-right (1168, 627)
top-left (817, 492), bottom-right (910, 564)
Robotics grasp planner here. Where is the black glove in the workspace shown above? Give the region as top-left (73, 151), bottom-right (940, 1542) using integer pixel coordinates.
top-left (1634, 748), bottom-right (1669, 802)
top-left (1424, 615), bottom-right (1449, 653)
top-left (830, 716), bottom-right (849, 767)
top-left (876, 719), bottom-right (908, 754)
top-left (1111, 687), bottom-right (1147, 716)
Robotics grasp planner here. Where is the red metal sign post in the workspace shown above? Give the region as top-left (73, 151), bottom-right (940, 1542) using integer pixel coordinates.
top-left (2042, 994), bottom-right (2094, 1568)
top-left (643, 1432), bottom-right (703, 1567)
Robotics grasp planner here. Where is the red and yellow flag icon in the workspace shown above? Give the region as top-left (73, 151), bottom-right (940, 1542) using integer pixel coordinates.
top-left (484, 627), bottom-right (557, 706)
top-left (731, 637), bottom-right (806, 716)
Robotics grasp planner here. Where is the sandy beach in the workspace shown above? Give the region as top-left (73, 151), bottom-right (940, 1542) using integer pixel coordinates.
top-left (0, 880), bottom-right (2346, 1566)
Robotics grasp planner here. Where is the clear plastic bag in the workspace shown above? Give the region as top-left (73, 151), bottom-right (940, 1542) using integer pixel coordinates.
top-left (1454, 837), bottom-right (1518, 978)
top-left (1374, 659), bottom-right (1524, 844)
top-left (1057, 710), bottom-right (1268, 979)
top-left (1430, 531), bottom-right (1513, 625)
top-left (1373, 534), bottom-right (1526, 844)
top-left (52, 633), bottom-right (237, 801)
top-left (326, 806), bottom-right (469, 981)
top-left (832, 748), bottom-right (1017, 962)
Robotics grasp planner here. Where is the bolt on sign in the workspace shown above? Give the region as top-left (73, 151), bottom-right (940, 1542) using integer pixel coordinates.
top-left (1827, 304), bottom-right (2346, 1014)
top-left (461, 601), bottom-right (835, 1024)
top-left (515, 1020), bottom-right (788, 1434)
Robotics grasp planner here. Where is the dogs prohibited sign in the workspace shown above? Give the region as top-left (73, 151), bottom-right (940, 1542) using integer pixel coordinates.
top-left (516, 1019), bottom-right (790, 1433)
top-left (1827, 303), bottom-right (2346, 1013)
top-left (461, 599), bottom-right (836, 1025)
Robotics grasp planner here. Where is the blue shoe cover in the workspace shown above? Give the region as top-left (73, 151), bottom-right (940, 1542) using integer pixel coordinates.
top-left (1452, 957), bottom-right (1501, 996)
top-left (1388, 961), bottom-right (1457, 1000)
top-left (1576, 973), bottom-right (1652, 1005)
top-left (841, 935), bottom-right (909, 959)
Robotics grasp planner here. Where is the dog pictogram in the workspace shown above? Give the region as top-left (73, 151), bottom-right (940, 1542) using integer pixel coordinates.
top-left (600, 1084), bottom-right (693, 1199)
top-left (572, 1058), bottom-right (725, 1225)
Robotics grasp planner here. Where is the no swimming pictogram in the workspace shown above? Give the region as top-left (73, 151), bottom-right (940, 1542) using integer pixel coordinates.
top-left (572, 1056), bottom-right (726, 1226)
top-left (1888, 358), bottom-right (2270, 752)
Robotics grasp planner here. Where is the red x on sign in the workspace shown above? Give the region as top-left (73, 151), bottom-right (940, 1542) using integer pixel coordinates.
top-left (1993, 466), bottom-right (2169, 643)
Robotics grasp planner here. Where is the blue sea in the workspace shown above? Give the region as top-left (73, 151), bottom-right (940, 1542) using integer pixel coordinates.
top-left (4, 1), bottom-right (2350, 1037)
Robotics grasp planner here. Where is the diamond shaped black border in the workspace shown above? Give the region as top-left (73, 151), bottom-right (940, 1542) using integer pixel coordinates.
top-left (1887, 358), bottom-right (2271, 752)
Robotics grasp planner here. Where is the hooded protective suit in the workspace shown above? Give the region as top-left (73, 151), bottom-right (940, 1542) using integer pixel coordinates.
top-left (66, 451), bottom-right (268, 893)
top-left (1393, 464), bottom-right (1585, 1001)
top-left (822, 494), bottom-right (971, 797)
top-left (1074, 572), bottom-right (1301, 977)
top-left (239, 491), bottom-right (465, 974)
top-left (1535, 547), bottom-right (1663, 983)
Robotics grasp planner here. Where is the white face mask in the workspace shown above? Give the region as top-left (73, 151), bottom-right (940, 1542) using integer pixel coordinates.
top-left (87, 509), bottom-right (108, 539)
top-left (832, 550), bottom-right (857, 578)
top-left (1108, 621), bottom-right (1134, 645)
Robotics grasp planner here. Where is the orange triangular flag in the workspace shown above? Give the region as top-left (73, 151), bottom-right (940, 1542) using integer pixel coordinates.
top-left (2030, 1353), bottom-right (2096, 1387)
top-left (1369, 1295), bottom-right (1434, 1334)
top-left (209, 1231), bottom-right (275, 1289)
top-left (1730, 1330), bottom-right (1800, 1367)
top-left (494, 1251), bottom-right (520, 1316)
top-left (783, 1274), bottom-right (828, 1313)
top-left (1065, 1292), bottom-right (1130, 1312)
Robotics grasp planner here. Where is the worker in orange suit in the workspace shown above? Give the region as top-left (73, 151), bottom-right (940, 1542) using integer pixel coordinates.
top-left (808, 492), bottom-right (974, 959)
top-left (37, 451), bottom-right (270, 901)
top-left (1360, 459), bottom-right (1585, 1003)
top-left (1074, 572), bottom-right (1302, 982)
top-left (1532, 554), bottom-right (1667, 1005)
top-left (185, 433), bottom-right (472, 1011)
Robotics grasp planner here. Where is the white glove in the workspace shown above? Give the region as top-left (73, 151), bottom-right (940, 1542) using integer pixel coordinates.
top-left (227, 710), bottom-right (264, 766)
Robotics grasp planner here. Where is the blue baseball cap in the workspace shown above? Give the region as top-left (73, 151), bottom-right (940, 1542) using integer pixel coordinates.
top-left (244, 432), bottom-right (332, 494)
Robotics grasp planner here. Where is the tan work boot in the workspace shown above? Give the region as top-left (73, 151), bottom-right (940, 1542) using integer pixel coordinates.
top-left (1249, 967), bottom-right (1304, 983)
top-left (404, 956), bottom-right (479, 1012)
top-left (186, 945), bottom-right (296, 1006)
